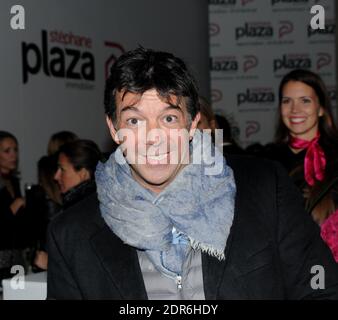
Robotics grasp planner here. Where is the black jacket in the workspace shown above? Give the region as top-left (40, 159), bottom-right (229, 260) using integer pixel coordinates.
top-left (0, 176), bottom-right (27, 250)
top-left (62, 180), bottom-right (97, 211)
top-left (47, 156), bottom-right (338, 299)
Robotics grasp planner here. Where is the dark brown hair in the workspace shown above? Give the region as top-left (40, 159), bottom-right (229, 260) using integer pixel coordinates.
top-left (58, 139), bottom-right (103, 179)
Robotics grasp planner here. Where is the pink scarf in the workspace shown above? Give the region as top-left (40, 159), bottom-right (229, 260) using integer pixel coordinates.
top-left (289, 133), bottom-right (326, 186)
top-left (321, 209), bottom-right (338, 263)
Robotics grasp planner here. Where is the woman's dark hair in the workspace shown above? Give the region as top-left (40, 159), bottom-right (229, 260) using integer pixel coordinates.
top-left (58, 139), bottom-right (102, 179)
top-left (104, 47), bottom-right (200, 125)
top-left (48, 131), bottom-right (78, 155)
top-left (275, 69), bottom-right (338, 152)
top-left (0, 131), bottom-right (18, 145)
top-left (38, 155), bottom-right (61, 204)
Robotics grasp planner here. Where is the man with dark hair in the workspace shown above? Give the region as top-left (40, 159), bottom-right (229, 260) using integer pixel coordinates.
top-left (47, 47), bottom-right (338, 299)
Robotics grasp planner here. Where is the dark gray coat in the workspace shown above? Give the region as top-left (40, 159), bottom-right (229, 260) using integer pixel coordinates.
top-left (47, 156), bottom-right (338, 299)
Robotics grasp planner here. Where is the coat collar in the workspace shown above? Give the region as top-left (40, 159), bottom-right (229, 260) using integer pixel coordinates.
top-left (90, 215), bottom-right (235, 300)
top-left (90, 224), bottom-right (148, 300)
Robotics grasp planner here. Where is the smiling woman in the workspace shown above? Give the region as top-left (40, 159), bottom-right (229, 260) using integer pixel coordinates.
top-left (272, 69), bottom-right (338, 188)
top-left (262, 69), bottom-right (338, 261)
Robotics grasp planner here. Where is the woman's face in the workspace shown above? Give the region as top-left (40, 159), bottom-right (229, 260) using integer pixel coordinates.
top-left (0, 138), bottom-right (18, 175)
top-left (281, 81), bottom-right (324, 141)
top-left (54, 153), bottom-right (90, 194)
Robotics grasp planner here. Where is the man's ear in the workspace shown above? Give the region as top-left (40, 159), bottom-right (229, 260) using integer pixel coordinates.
top-left (78, 168), bottom-right (91, 182)
top-left (189, 112), bottom-right (201, 140)
top-left (106, 116), bottom-right (120, 145)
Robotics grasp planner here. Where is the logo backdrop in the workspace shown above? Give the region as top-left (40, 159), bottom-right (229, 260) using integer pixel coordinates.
top-left (209, 0), bottom-right (336, 147)
top-left (0, 0), bottom-right (209, 184)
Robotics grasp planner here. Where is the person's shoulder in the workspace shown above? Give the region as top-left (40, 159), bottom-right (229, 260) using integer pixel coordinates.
top-left (225, 154), bottom-right (291, 196)
top-left (49, 192), bottom-right (104, 241)
top-left (262, 142), bottom-right (289, 157)
top-left (226, 154), bottom-right (284, 178)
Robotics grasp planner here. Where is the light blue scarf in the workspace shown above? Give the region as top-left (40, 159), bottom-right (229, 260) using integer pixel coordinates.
top-left (95, 130), bottom-right (236, 278)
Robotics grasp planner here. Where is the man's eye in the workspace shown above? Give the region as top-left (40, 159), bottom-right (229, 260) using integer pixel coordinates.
top-left (127, 118), bottom-right (140, 126)
top-left (164, 115), bottom-right (178, 123)
top-left (302, 99), bottom-right (311, 104)
top-left (282, 98), bottom-right (290, 104)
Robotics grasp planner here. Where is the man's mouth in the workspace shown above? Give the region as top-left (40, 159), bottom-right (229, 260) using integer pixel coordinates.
top-left (146, 154), bottom-right (168, 161)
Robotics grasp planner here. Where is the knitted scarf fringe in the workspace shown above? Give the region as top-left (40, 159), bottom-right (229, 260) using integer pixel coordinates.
top-left (189, 237), bottom-right (225, 261)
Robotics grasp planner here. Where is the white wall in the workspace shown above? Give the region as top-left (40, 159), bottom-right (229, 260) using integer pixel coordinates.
top-left (0, 0), bottom-right (209, 185)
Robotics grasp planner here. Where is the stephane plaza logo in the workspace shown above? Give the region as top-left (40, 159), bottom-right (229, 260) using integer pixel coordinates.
top-left (210, 56), bottom-right (239, 73)
top-left (104, 42), bottom-right (125, 79)
top-left (211, 89), bottom-right (223, 103)
top-left (209, 23), bottom-right (221, 37)
top-left (278, 21), bottom-right (294, 39)
top-left (10, 7), bottom-right (96, 87)
top-left (235, 22), bottom-right (274, 41)
top-left (307, 20), bottom-right (336, 38)
top-left (316, 52), bottom-right (332, 71)
top-left (237, 88), bottom-right (275, 108)
top-left (209, 0), bottom-right (237, 5)
top-left (243, 55), bottom-right (258, 73)
top-left (245, 121), bottom-right (261, 139)
top-left (274, 54), bottom-right (312, 73)
top-left (271, 0), bottom-right (309, 6)
top-left (209, 0), bottom-right (254, 6)
top-left (273, 52), bottom-right (331, 75)
top-left (21, 30), bottom-right (95, 85)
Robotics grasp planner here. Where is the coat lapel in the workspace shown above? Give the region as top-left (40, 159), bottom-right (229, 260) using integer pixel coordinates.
top-left (202, 156), bottom-right (278, 299)
top-left (202, 223), bottom-right (236, 300)
top-left (202, 157), bottom-right (245, 300)
top-left (90, 225), bottom-right (148, 300)
top-left (202, 253), bottom-right (226, 299)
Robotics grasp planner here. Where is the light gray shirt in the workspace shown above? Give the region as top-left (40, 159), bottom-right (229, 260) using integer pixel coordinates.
top-left (137, 248), bottom-right (205, 300)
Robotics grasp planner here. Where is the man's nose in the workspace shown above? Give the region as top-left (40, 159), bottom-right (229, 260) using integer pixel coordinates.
top-left (146, 121), bottom-right (163, 146)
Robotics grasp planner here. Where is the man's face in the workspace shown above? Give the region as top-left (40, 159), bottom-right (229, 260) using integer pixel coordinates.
top-left (106, 89), bottom-right (200, 193)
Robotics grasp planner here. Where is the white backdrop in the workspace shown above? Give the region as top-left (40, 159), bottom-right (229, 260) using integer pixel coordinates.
top-left (209, 0), bottom-right (336, 147)
top-left (0, 0), bottom-right (210, 185)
